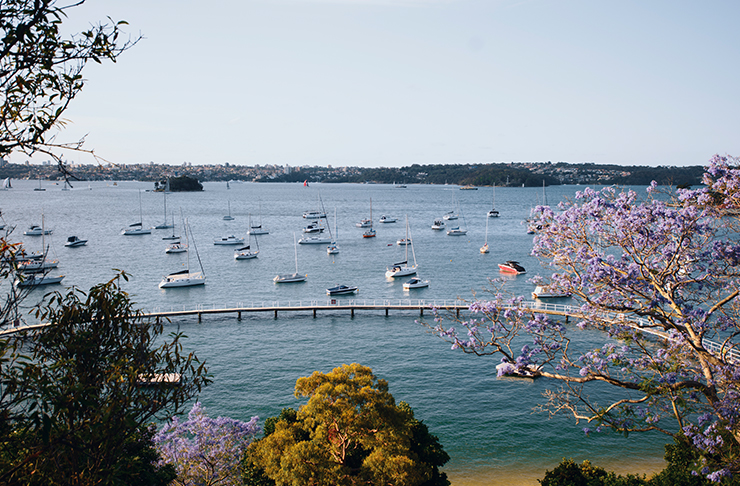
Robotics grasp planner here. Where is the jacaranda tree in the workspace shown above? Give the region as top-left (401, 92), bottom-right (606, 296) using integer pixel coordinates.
top-left (432, 155), bottom-right (740, 481)
top-left (155, 402), bottom-right (261, 486)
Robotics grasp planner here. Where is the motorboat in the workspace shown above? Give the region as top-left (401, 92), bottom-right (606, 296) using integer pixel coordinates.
top-left (160, 219), bottom-right (206, 288)
top-left (326, 285), bottom-right (358, 295)
top-left (24, 225), bottom-right (52, 236)
top-left (64, 236), bottom-right (87, 247)
top-left (386, 216), bottom-right (417, 278)
top-left (356, 218), bottom-right (372, 228)
top-left (397, 238), bottom-right (411, 245)
top-left (16, 274), bottom-right (64, 287)
top-left (498, 260), bottom-right (526, 274)
top-left (299, 235), bottom-right (332, 244)
top-left (274, 233), bottom-right (307, 283)
top-left (303, 194), bottom-right (327, 219)
top-left (442, 211), bottom-right (458, 221)
top-left (431, 219), bottom-right (445, 230)
top-left (459, 185), bottom-right (477, 190)
top-left (165, 242), bottom-right (187, 254)
top-left (379, 215), bottom-right (396, 224)
top-left (403, 277), bottom-right (429, 290)
top-left (532, 285), bottom-right (571, 299)
top-left (496, 362), bottom-right (541, 378)
top-left (303, 210), bottom-right (326, 219)
top-left (303, 221), bottom-right (325, 233)
top-left (446, 226), bottom-right (467, 236)
top-left (214, 235), bottom-right (244, 245)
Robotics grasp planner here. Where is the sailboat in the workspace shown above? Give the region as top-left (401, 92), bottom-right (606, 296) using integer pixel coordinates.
top-left (16, 214), bottom-right (64, 287)
top-left (2, 177), bottom-right (11, 190)
top-left (303, 193), bottom-right (327, 219)
top-left (300, 196), bottom-right (332, 244)
top-left (162, 211), bottom-right (180, 240)
top-left (447, 201), bottom-right (468, 236)
top-left (34, 179), bottom-right (45, 192)
top-left (223, 201), bottom-right (235, 221)
top-left (488, 185), bottom-right (499, 217)
top-left (235, 215), bottom-right (260, 259)
top-left (363, 198), bottom-right (376, 238)
top-left (443, 193), bottom-right (458, 220)
top-left (480, 216), bottom-right (489, 253)
top-left (122, 190), bottom-right (152, 235)
top-left (274, 233), bottom-right (306, 283)
top-left (159, 219), bottom-right (206, 288)
top-left (327, 208), bottom-right (339, 254)
top-left (385, 216), bottom-right (417, 278)
top-left (249, 200), bottom-right (269, 235)
top-left (155, 191), bottom-right (174, 229)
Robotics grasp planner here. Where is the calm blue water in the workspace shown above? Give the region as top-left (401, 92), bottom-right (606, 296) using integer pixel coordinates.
top-left (2, 180), bottom-right (667, 485)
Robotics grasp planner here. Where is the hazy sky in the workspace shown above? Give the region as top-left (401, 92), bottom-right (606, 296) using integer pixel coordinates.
top-left (20, 0), bottom-right (740, 168)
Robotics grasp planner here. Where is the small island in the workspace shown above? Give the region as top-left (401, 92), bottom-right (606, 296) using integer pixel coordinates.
top-left (154, 175), bottom-right (203, 192)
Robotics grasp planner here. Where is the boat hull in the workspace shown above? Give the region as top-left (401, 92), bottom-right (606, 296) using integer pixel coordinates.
top-left (274, 273), bottom-right (306, 283)
top-left (159, 272), bottom-right (206, 288)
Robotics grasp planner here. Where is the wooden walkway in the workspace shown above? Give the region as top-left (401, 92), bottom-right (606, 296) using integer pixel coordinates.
top-left (2, 299), bottom-right (739, 364)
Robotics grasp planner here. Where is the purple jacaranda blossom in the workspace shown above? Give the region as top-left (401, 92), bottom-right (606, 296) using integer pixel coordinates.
top-left (154, 402), bottom-right (260, 486)
top-left (424, 155), bottom-right (740, 481)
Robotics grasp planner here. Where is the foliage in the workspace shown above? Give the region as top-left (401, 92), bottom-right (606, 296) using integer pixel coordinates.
top-left (0, 0), bottom-right (136, 179)
top-left (244, 363), bottom-right (450, 486)
top-left (154, 402), bottom-right (260, 486)
top-left (539, 459), bottom-right (647, 486)
top-left (430, 154), bottom-right (740, 480)
top-left (0, 272), bottom-right (209, 485)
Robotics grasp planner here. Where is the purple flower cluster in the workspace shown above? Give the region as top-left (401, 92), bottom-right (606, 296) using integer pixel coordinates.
top-left (154, 402), bottom-right (260, 486)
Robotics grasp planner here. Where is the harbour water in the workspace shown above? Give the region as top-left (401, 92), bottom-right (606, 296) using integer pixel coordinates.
top-left (2, 179), bottom-right (668, 484)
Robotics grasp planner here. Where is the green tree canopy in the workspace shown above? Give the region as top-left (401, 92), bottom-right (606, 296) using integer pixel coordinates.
top-left (244, 363), bottom-right (449, 486)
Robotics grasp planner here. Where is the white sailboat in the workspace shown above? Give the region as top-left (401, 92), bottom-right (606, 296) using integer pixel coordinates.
top-left (249, 201), bottom-right (269, 235)
top-left (447, 201), bottom-right (468, 236)
top-left (274, 233), bottom-right (306, 283)
top-left (223, 201), bottom-right (235, 221)
top-left (443, 193), bottom-right (458, 220)
top-left (122, 190), bottom-right (152, 235)
top-left (385, 216), bottom-right (417, 278)
top-left (235, 215), bottom-right (260, 260)
top-left (162, 211), bottom-right (180, 240)
top-left (480, 216), bottom-right (489, 253)
top-left (363, 198), bottom-right (376, 238)
top-left (16, 214), bottom-right (64, 287)
top-left (488, 184), bottom-right (500, 217)
top-left (159, 219), bottom-right (206, 288)
top-left (155, 191), bottom-right (174, 229)
top-left (327, 208), bottom-right (339, 255)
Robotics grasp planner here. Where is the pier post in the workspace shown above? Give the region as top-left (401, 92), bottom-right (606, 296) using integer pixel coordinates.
top-left (385, 308), bottom-right (389, 316)
top-left (198, 313), bottom-right (202, 323)
top-left (420, 308), bottom-right (424, 317)
top-left (313, 309), bottom-right (317, 318)
top-left (238, 311), bottom-right (242, 321)
top-left (456, 308), bottom-right (460, 317)
top-left (274, 310), bottom-right (278, 319)
top-left (351, 308), bottom-right (354, 318)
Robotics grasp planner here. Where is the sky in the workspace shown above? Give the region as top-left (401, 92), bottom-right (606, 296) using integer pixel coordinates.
top-left (16, 0), bottom-right (740, 168)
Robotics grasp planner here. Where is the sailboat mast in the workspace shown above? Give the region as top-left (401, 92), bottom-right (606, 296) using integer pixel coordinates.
top-left (293, 232), bottom-right (299, 273)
